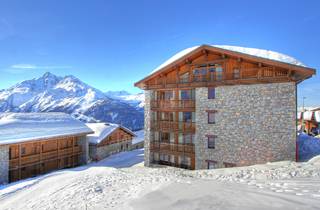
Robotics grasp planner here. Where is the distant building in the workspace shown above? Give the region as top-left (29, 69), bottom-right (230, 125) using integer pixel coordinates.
top-left (131, 130), bottom-right (144, 150)
top-left (297, 108), bottom-right (320, 134)
top-left (0, 113), bottom-right (93, 184)
top-left (135, 44), bottom-right (316, 170)
top-left (86, 123), bottom-right (135, 161)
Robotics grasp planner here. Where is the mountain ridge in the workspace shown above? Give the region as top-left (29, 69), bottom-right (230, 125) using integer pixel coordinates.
top-left (0, 72), bottom-right (144, 130)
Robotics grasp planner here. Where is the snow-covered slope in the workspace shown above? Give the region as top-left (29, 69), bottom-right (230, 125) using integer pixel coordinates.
top-left (151, 45), bottom-right (307, 75)
top-left (0, 72), bottom-right (144, 130)
top-left (1, 149), bottom-right (320, 210)
top-left (105, 91), bottom-right (145, 108)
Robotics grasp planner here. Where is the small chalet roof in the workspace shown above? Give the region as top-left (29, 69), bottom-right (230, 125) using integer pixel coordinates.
top-left (132, 130), bottom-right (144, 145)
top-left (135, 44), bottom-right (315, 87)
top-left (85, 123), bottom-right (135, 145)
top-left (0, 112), bottom-right (93, 145)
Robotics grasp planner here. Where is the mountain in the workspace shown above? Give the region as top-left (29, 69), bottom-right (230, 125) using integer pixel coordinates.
top-left (105, 90), bottom-right (145, 108)
top-left (0, 72), bottom-right (144, 130)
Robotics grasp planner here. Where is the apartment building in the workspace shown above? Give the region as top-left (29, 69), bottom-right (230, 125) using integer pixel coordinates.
top-left (134, 45), bottom-right (315, 170)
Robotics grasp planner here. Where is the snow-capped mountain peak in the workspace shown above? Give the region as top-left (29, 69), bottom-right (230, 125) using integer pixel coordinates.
top-left (0, 72), bottom-right (144, 130)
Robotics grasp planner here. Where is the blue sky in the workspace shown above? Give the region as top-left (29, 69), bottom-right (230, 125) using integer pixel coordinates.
top-left (0, 0), bottom-right (319, 106)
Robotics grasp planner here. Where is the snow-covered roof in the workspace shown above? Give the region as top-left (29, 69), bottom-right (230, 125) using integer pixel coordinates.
top-left (314, 111), bottom-right (320, 123)
top-left (132, 130), bottom-right (144, 145)
top-left (85, 123), bottom-right (135, 145)
top-left (0, 112), bottom-right (93, 145)
top-left (303, 111), bottom-right (313, 121)
top-left (150, 45), bottom-right (307, 75)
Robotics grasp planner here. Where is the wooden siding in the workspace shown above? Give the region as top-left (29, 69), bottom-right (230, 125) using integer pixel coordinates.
top-left (9, 136), bottom-right (83, 183)
top-left (135, 47), bottom-right (314, 90)
top-left (97, 127), bottom-right (133, 147)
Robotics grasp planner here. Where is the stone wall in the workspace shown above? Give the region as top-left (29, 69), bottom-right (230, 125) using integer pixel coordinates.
top-left (144, 90), bottom-right (152, 166)
top-left (90, 140), bottom-right (132, 161)
top-left (0, 145), bottom-right (9, 184)
top-left (195, 82), bottom-right (296, 169)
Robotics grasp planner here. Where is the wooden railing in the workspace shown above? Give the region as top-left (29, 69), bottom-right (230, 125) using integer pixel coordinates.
top-left (151, 120), bottom-right (195, 132)
top-left (147, 67), bottom-right (289, 89)
top-left (151, 100), bottom-right (195, 109)
top-left (150, 142), bottom-right (195, 154)
top-left (9, 146), bottom-right (82, 169)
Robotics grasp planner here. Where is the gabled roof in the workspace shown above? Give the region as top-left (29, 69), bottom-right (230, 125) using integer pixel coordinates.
top-left (135, 44), bottom-right (316, 87)
top-left (0, 112), bottom-right (93, 145)
top-left (85, 123), bottom-right (135, 145)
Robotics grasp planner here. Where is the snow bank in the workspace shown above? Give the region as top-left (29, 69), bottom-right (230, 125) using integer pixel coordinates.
top-left (1, 148), bottom-right (320, 210)
top-left (297, 133), bottom-right (320, 161)
top-left (0, 112), bottom-right (92, 145)
top-left (150, 45), bottom-right (307, 75)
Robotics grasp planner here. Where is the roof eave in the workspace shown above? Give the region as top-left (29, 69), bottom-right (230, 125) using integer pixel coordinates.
top-left (135, 45), bottom-right (316, 88)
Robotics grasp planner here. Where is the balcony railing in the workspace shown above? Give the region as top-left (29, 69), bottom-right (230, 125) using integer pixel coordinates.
top-left (150, 142), bottom-right (195, 154)
top-left (146, 67), bottom-right (289, 89)
top-left (152, 160), bottom-right (193, 170)
top-left (151, 120), bottom-right (195, 132)
top-left (151, 100), bottom-right (195, 109)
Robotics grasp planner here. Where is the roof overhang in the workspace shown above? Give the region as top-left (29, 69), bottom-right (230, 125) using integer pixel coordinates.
top-left (135, 44), bottom-right (316, 89)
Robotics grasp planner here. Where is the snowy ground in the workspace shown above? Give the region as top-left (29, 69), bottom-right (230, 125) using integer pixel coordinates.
top-left (1, 149), bottom-right (320, 210)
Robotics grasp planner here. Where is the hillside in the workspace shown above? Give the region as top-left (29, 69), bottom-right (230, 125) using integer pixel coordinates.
top-left (0, 72), bottom-right (144, 130)
top-left (0, 149), bottom-right (320, 210)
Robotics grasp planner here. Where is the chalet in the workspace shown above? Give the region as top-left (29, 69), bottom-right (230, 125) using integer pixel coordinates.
top-left (134, 44), bottom-right (316, 170)
top-left (86, 123), bottom-right (135, 161)
top-left (0, 113), bottom-right (93, 184)
top-left (297, 108), bottom-right (320, 134)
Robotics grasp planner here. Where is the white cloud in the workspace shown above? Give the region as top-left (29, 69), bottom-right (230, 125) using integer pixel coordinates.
top-left (10, 64), bottom-right (37, 69)
top-left (10, 64), bottom-right (72, 69)
top-left (4, 64), bottom-right (72, 74)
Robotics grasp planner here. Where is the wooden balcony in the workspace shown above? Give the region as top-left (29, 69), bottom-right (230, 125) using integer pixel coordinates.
top-left (151, 120), bottom-right (195, 132)
top-left (146, 67), bottom-right (290, 89)
top-left (150, 142), bottom-right (195, 154)
top-left (151, 100), bottom-right (195, 110)
top-left (9, 146), bottom-right (82, 169)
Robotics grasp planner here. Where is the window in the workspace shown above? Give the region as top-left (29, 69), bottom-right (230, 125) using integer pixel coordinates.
top-left (180, 72), bottom-right (189, 83)
top-left (179, 133), bottom-right (194, 144)
top-left (9, 148), bottom-right (12, 159)
top-left (193, 67), bottom-right (207, 82)
top-left (233, 68), bottom-right (240, 79)
top-left (179, 156), bottom-right (191, 166)
top-left (164, 91), bottom-right (174, 100)
top-left (207, 160), bottom-right (217, 169)
top-left (208, 87), bottom-right (215, 99)
top-left (207, 111), bottom-right (216, 124)
top-left (216, 65), bottom-right (223, 81)
top-left (179, 89), bottom-right (195, 100)
top-left (160, 132), bottom-right (174, 143)
top-left (179, 112), bottom-right (195, 123)
top-left (207, 136), bottom-right (216, 149)
top-left (21, 147), bottom-right (26, 155)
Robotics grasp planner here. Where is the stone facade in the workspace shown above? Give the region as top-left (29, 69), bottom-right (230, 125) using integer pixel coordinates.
top-left (144, 90), bottom-right (152, 166)
top-left (0, 145), bottom-right (9, 184)
top-left (89, 140), bottom-right (132, 161)
top-left (195, 82), bottom-right (296, 169)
